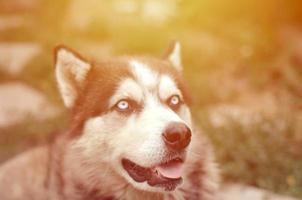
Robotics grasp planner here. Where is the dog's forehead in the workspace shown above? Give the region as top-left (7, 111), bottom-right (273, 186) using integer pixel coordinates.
top-left (106, 58), bottom-right (181, 107)
top-left (78, 57), bottom-right (187, 109)
top-left (129, 60), bottom-right (159, 89)
top-left (128, 57), bottom-right (180, 88)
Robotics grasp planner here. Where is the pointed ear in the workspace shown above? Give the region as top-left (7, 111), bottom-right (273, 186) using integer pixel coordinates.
top-left (164, 41), bottom-right (182, 71)
top-left (54, 46), bottom-right (91, 108)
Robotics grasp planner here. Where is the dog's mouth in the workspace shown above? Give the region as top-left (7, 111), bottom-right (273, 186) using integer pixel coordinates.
top-left (121, 157), bottom-right (184, 191)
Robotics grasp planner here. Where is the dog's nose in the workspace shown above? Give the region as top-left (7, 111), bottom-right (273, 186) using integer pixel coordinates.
top-left (162, 122), bottom-right (191, 151)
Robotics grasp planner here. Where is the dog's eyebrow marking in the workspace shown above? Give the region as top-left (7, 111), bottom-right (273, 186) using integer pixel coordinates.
top-left (158, 75), bottom-right (182, 100)
top-left (109, 78), bottom-right (143, 107)
top-left (130, 60), bottom-right (158, 89)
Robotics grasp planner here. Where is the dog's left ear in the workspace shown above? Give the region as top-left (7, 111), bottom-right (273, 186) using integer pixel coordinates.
top-left (164, 41), bottom-right (182, 71)
top-left (54, 46), bottom-right (91, 108)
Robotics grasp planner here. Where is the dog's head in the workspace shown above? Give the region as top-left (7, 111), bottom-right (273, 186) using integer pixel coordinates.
top-left (54, 42), bottom-right (193, 192)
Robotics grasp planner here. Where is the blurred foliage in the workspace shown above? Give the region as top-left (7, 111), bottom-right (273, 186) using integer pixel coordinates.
top-left (0, 115), bottom-right (67, 163)
top-left (0, 0), bottom-right (301, 198)
top-left (197, 106), bottom-right (302, 197)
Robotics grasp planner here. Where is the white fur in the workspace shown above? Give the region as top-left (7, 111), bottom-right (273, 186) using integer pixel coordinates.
top-left (55, 48), bottom-right (91, 108)
top-left (158, 75), bottom-right (182, 100)
top-left (168, 42), bottom-right (182, 71)
top-left (109, 78), bottom-right (143, 107)
top-left (130, 60), bottom-right (158, 89)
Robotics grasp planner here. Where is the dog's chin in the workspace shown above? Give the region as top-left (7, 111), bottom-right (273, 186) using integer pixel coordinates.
top-left (121, 157), bottom-right (184, 192)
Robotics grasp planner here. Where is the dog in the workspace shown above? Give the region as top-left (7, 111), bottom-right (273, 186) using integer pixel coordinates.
top-left (0, 42), bottom-right (219, 200)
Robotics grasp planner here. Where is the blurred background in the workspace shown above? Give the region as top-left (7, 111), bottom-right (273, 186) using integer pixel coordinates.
top-left (0, 0), bottom-right (301, 199)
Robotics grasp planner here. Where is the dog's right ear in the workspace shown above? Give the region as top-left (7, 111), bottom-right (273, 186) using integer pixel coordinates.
top-left (54, 46), bottom-right (91, 108)
top-left (163, 41), bottom-right (182, 72)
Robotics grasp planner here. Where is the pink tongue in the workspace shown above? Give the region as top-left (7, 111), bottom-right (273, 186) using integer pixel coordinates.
top-left (155, 161), bottom-right (184, 179)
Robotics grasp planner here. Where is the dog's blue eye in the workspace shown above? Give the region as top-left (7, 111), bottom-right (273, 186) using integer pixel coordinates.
top-left (116, 100), bottom-right (130, 111)
top-left (114, 99), bottom-right (141, 114)
top-left (170, 95), bottom-right (180, 105)
top-left (167, 95), bottom-right (182, 110)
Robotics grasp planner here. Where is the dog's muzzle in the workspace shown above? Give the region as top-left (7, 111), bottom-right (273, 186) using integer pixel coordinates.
top-left (122, 122), bottom-right (191, 191)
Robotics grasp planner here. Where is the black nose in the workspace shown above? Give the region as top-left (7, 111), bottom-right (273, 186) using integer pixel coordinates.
top-left (162, 122), bottom-right (191, 151)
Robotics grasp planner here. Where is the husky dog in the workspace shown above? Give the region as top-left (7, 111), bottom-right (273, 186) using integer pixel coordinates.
top-left (0, 42), bottom-right (219, 200)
